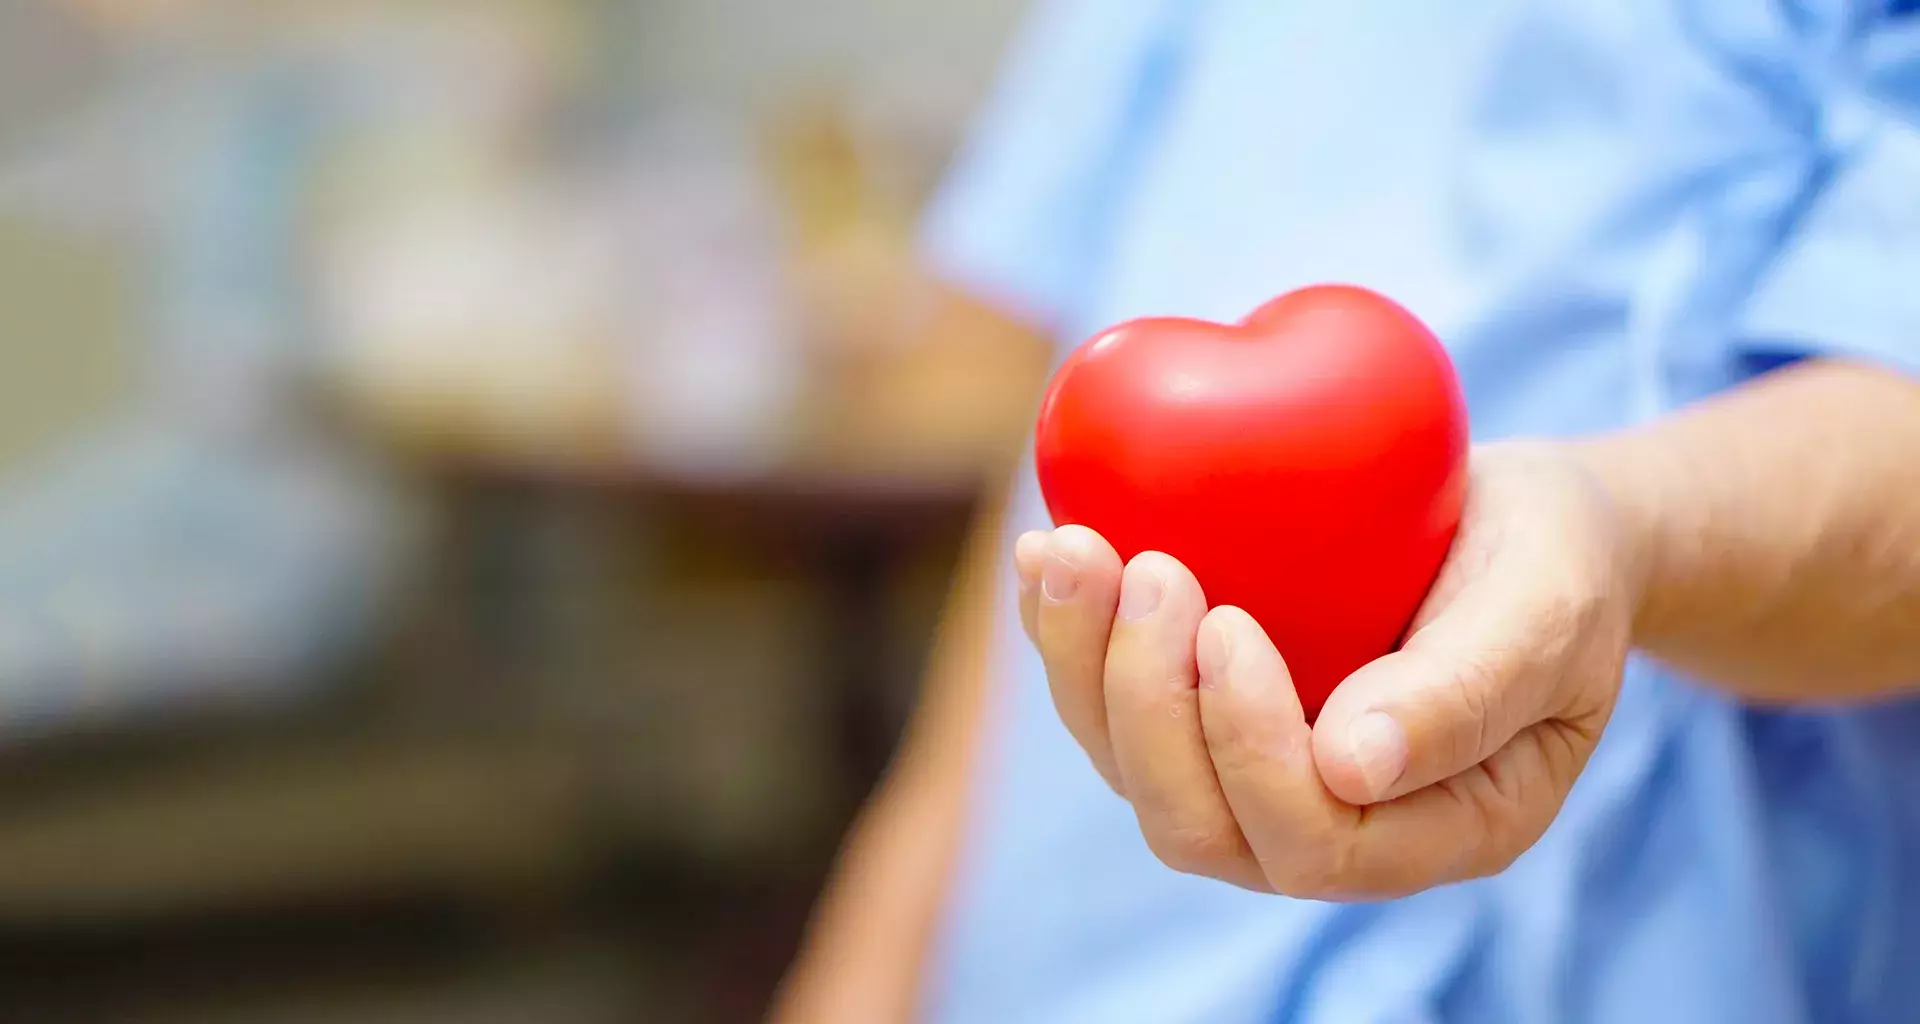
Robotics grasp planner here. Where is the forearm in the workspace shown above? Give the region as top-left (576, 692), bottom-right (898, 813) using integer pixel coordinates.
top-left (771, 281), bottom-right (1048, 1020)
top-left (1574, 358), bottom-right (1920, 702)
top-left (771, 498), bottom-right (1004, 1022)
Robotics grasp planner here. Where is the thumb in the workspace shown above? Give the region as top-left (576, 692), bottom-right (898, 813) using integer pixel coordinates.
top-left (1308, 572), bottom-right (1575, 806)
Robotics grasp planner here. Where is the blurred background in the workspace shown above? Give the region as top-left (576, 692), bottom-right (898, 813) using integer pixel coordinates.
top-left (0, 1), bottom-right (1048, 1018)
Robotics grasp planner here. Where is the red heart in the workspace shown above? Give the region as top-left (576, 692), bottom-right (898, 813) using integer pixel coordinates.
top-left (1034, 284), bottom-right (1468, 720)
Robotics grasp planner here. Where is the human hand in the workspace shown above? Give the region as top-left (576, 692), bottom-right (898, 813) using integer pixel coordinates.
top-left (1013, 442), bottom-right (1642, 899)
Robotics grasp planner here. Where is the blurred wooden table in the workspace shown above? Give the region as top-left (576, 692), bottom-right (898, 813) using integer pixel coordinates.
top-left (425, 449), bottom-right (985, 829)
top-left (0, 295), bottom-right (1047, 1018)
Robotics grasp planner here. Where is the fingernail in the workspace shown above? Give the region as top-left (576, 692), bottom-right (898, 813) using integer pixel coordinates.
top-left (1198, 620), bottom-right (1233, 686)
top-left (1346, 711), bottom-right (1408, 797)
top-left (1042, 549), bottom-right (1080, 603)
top-left (1118, 564), bottom-right (1164, 621)
top-left (1015, 532), bottom-right (1046, 593)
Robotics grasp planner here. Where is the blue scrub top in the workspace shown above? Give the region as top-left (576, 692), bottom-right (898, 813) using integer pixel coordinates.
top-left (917, 3), bottom-right (1920, 1022)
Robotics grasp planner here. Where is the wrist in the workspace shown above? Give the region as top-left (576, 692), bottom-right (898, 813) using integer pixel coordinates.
top-left (1558, 434), bottom-right (1666, 645)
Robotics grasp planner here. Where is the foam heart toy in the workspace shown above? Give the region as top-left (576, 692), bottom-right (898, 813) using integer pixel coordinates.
top-left (1034, 284), bottom-right (1468, 720)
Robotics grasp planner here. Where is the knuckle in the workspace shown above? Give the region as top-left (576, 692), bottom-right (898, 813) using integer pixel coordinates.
top-left (1146, 820), bottom-right (1245, 877)
top-left (1462, 830), bottom-right (1530, 881)
top-left (1200, 702), bottom-right (1281, 776)
top-left (1261, 824), bottom-right (1365, 901)
top-left (1537, 716), bottom-right (1601, 793)
top-left (1455, 842), bottom-right (1524, 885)
top-left (1269, 868), bottom-right (1351, 902)
top-left (1428, 645), bottom-right (1513, 767)
top-left (1439, 760), bottom-right (1540, 880)
top-left (1530, 585), bottom-right (1605, 660)
top-left (1460, 760), bottom-right (1528, 837)
top-left (1443, 664), bottom-right (1497, 764)
top-left (1201, 716), bottom-right (1259, 773)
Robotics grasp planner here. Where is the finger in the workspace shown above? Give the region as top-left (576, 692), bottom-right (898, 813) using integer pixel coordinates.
top-left (1105, 554), bottom-right (1266, 890)
top-left (1310, 575), bottom-right (1604, 806)
top-left (1200, 608), bottom-right (1589, 899)
top-left (1342, 717), bottom-right (1596, 896)
top-left (1036, 525), bottom-right (1125, 790)
top-left (1196, 607), bottom-right (1353, 892)
top-left (1014, 530), bottom-right (1047, 645)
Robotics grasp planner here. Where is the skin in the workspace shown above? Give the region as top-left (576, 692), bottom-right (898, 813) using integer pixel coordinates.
top-left (778, 339), bottom-right (1920, 1008)
top-left (1021, 442), bottom-right (1633, 898)
top-left (771, 289), bottom-right (1050, 1023)
top-left (1018, 357), bottom-right (1920, 899)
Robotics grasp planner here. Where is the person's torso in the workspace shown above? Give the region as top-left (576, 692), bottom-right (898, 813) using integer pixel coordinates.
top-left (930, 4), bottom-right (1920, 1022)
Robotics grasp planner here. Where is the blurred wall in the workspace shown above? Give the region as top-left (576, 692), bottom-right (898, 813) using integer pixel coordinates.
top-left (621, 0), bottom-right (1028, 111)
top-left (0, 5), bottom-right (132, 471)
top-left (0, 224), bottom-right (133, 472)
top-left (0, 0), bottom-right (1033, 475)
